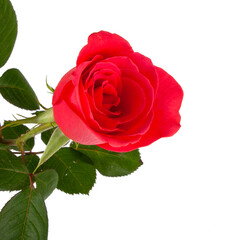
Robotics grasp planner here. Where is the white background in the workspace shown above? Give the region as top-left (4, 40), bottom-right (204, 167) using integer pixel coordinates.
top-left (1, 0), bottom-right (228, 239)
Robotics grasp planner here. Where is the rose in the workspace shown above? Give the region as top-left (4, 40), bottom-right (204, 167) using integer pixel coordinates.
top-left (52, 31), bottom-right (183, 152)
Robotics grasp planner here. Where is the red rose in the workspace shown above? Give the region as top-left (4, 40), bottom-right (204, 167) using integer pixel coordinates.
top-left (52, 31), bottom-right (183, 152)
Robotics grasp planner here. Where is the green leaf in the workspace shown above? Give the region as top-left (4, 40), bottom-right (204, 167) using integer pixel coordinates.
top-left (0, 150), bottom-right (30, 191)
top-left (0, 68), bottom-right (39, 110)
top-left (35, 127), bottom-right (69, 171)
top-left (0, 188), bottom-right (48, 239)
top-left (2, 121), bottom-right (34, 151)
top-left (0, 142), bottom-right (10, 150)
top-left (41, 148), bottom-right (96, 194)
top-left (76, 144), bottom-right (142, 177)
top-left (23, 154), bottom-right (39, 173)
top-left (0, 0), bottom-right (17, 67)
top-left (41, 128), bottom-right (54, 145)
top-left (70, 141), bottom-right (76, 148)
top-left (35, 169), bottom-right (58, 200)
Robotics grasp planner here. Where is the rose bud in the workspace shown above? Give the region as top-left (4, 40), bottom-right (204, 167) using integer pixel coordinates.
top-left (52, 31), bottom-right (183, 152)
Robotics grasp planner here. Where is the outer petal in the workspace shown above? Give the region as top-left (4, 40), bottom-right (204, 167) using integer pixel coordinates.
top-left (52, 62), bottom-right (107, 145)
top-left (53, 98), bottom-right (106, 145)
top-left (98, 142), bottom-right (140, 152)
top-left (150, 66), bottom-right (183, 139)
top-left (77, 31), bottom-right (133, 65)
top-left (98, 67), bottom-right (183, 152)
top-left (52, 68), bottom-right (76, 105)
top-left (128, 52), bottom-right (159, 92)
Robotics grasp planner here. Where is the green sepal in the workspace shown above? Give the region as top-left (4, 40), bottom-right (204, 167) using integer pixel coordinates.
top-left (36, 108), bottom-right (55, 124)
top-left (34, 127), bottom-right (69, 172)
top-left (46, 77), bottom-right (54, 93)
top-left (41, 128), bottom-right (54, 145)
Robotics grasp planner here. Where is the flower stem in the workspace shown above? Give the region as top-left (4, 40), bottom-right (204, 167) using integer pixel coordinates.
top-left (12, 150), bottom-right (44, 155)
top-left (16, 122), bottom-right (57, 150)
top-left (0, 117), bottom-right (38, 131)
top-left (0, 108), bottom-right (55, 131)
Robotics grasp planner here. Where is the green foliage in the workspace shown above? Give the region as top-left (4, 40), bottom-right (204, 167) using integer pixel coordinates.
top-left (0, 150), bottom-right (30, 191)
top-left (0, 68), bottom-right (39, 110)
top-left (70, 141), bottom-right (77, 148)
top-left (23, 154), bottom-right (39, 173)
top-left (41, 148), bottom-right (96, 194)
top-left (2, 121), bottom-right (34, 151)
top-left (41, 128), bottom-right (54, 145)
top-left (0, 142), bottom-right (10, 150)
top-left (76, 144), bottom-right (142, 177)
top-left (36, 127), bottom-right (69, 171)
top-left (0, 0), bottom-right (17, 67)
top-left (0, 188), bottom-right (48, 239)
top-left (35, 170), bottom-right (58, 200)
top-left (0, 1), bottom-right (146, 238)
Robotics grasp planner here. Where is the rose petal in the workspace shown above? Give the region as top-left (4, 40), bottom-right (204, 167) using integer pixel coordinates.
top-left (77, 31), bottom-right (133, 65)
top-left (117, 76), bottom-right (146, 121)
top-left (53, 98), bottom-right (106, 145)
top-left (105, 57), bottom-right (154, 125)
top-left (128, 52), bottom-right (159, 92)
top-left (84, 61), bottom-right (122, 92)
top-left (100, 133), bottom-right (142, 148)
top-left (70, 55), bottom-right (103, 120)
top-left (98, 142), bottom-right (138, 152)
top-left (52, 67), bottom-right (76, 105)
top-left (117, 110), bottom-right (154, 136)
top-left (148, 66), bottom-right (183, 138)
top-left (98, 67), bottom-right (183, 152)
top-left (53, 31), bottom-right (183, 153)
